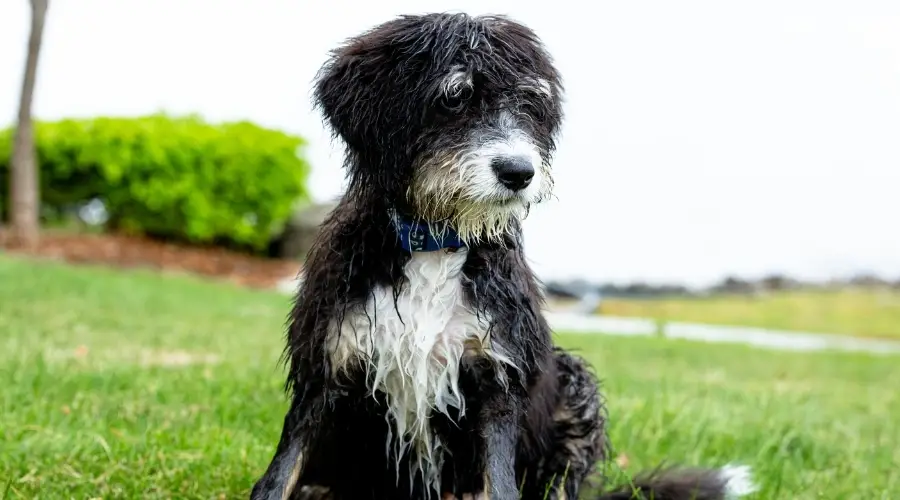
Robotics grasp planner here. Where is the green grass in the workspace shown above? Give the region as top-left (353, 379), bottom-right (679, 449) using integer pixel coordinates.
top-left (598, 289), bottom-right (900, 339)
top-left (1, 254), bottom-right (898, 499)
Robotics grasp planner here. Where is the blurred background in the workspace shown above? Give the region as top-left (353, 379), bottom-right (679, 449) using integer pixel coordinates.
top-left (1, 1), bottom-right (899, 498)
top-left (4, 0), bottom-right (900, 285)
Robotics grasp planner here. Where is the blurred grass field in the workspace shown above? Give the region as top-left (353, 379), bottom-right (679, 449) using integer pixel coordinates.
top-left (598, 288), bottom-right (900, 339)
top-left (1, 254), bottom-right (898, 499)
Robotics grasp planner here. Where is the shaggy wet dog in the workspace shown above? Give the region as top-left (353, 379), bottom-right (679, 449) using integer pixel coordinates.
top-left (251, 12), bottom-right (755, 500)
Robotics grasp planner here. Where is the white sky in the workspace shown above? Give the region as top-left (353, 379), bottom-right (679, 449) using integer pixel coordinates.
top-left (2, 0), bottom-right (899, 286)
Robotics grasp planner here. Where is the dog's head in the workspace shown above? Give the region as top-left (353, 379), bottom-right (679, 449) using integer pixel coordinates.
top-left (315, 13), bottom-right (563, 243)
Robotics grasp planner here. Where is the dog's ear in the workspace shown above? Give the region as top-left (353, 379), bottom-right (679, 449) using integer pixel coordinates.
top-left (313, 15), bottom-right (435, 154)
top-left (313, 23), bottom-right (425, 198)
top-left (314, 47), bottom-right (374, 151)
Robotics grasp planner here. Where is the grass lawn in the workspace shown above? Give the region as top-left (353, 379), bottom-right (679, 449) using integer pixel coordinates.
top-left (598, 289), bottom-right (900, 340)
top-left (1, 255), bottom-right (898, 499)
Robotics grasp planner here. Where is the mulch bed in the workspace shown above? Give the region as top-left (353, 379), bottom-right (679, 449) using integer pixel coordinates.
top-left (0, 230), bottom-right (302, 290)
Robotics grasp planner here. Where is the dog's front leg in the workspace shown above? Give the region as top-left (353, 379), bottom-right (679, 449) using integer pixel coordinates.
top-left (251, 436), bottom-right (304, 500)
top-left (251, 391), bottom-right (323, 500)
top-left (480, 387), bottom-right (523, 500)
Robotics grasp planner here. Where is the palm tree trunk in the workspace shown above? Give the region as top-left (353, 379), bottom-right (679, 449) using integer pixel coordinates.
top-left (8, 0), bottom-right (49, 249)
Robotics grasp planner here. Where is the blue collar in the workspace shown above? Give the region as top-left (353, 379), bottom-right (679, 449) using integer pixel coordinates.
top-left (391, 211), bottom-right (467, 253)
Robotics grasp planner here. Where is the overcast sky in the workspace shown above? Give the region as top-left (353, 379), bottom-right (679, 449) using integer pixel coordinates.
top-left (2, 0), bottom-right (899, 286)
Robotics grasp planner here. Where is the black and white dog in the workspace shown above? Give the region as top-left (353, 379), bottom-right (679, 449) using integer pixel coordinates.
top-left (251, 12), bottom-right (755, 500)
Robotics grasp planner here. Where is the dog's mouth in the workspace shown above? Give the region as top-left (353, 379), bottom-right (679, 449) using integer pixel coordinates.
top-left (488, 187), bottom-right (540, 206)
top-left (492, 195), bottom-right (528, 207)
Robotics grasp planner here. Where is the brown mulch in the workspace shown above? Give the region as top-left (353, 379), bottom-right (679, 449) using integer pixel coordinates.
top-left (1, 230), bottom-right (302, 290)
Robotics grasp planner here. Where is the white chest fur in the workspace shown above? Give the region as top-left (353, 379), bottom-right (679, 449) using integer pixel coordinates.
top-left (326, 249), bottom-right (512, 490)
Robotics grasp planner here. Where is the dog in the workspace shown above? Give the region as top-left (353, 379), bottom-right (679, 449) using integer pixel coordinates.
top-left (251, 12), bottom-right (756, 500)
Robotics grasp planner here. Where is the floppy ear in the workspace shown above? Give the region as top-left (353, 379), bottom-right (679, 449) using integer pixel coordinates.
top-left (313, 15), bottom-right (430, 154)
top-left (313, 49), bottom-right (377, 151)
top-left (313, 41), bottom-right (415, 198)
top-left (310, 15), bottom-right (448, 198)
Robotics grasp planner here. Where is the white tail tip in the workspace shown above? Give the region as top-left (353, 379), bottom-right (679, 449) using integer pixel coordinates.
top-left (718, 464), bottom-right (758, 499)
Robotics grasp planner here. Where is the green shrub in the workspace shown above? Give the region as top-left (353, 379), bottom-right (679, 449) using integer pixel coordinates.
top-left (0, 114), bottom-right (310, 251)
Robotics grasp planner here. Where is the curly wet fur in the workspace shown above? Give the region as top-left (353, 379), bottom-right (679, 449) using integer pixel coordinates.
top-left (250, 12), bottom-right (756, 500)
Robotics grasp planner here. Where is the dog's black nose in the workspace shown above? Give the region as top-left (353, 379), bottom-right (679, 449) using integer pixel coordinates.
top-left (491, 156), bottom-right (535, 191)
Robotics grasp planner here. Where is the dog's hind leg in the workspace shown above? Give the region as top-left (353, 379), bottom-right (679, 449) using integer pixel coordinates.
top-left (531, 350), bottom-right (757, 500)
top-left (523, 349), bottom-right (610, 500)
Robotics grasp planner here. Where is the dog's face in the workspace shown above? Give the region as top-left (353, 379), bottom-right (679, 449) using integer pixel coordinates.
top-left (315, 13), bottom-right (563, 243)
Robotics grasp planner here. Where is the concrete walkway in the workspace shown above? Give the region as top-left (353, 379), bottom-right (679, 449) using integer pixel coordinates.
top-left (547, 312), bottom-right (900, 355)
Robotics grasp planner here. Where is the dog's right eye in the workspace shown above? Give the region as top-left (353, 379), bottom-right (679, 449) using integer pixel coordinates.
top-left (440, 86), bottom-right (473, 114)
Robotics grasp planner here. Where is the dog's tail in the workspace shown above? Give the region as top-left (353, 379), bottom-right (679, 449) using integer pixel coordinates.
top-left (592, 463), bottom-right (757, 500)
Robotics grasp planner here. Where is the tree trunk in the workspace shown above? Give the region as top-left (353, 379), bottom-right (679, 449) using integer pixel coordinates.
top-left (8, 0), bottom-right (49, 249)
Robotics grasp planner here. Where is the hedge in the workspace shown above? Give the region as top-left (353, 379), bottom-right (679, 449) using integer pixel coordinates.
top-left (0, 114), bottom-right (310, 251)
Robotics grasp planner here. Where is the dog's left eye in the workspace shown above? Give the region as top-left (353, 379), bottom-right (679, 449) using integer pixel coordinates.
top-left (440, 86), bottom-right (474, 113)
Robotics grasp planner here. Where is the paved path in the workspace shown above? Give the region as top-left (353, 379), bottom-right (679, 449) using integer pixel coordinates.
top-left (547, 312), bottom-right (900, 355)
top-left (276, 277), bottom-right (900, 355)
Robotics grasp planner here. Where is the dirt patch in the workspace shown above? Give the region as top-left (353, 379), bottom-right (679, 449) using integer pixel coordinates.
top-left (136, 349), bottom-right (221, 367)
top-left (46, 345), bottom-right (222, 367)
top-left (1, 230), bottom-right (301, 290)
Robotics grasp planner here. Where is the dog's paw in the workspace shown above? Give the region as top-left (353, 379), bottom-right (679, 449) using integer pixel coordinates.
top-left (442, 493), bottom-right (488, 500)
top-left (294, 485), bottom-right (333, 500)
